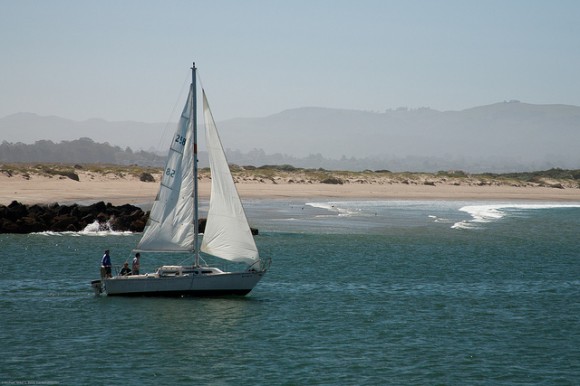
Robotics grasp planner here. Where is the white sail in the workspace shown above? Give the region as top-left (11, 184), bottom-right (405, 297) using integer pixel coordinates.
top-left (135, 89), bottom-right (195, 252)
top-left (200, 90), bottom-right (260, 265)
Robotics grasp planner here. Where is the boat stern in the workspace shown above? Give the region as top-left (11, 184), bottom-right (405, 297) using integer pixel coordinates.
top-left (91, 279), bottom-right (103, 295)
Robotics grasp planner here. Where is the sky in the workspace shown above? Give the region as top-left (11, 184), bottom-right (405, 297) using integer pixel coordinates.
top-left (1, 0), bottom-right (579, 123)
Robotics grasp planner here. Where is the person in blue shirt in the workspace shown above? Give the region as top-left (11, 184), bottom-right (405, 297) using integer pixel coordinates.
top-left (101, 249), bottom-right (112, 278)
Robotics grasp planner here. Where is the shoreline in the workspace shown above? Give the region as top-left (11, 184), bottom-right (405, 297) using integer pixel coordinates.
top-left (2, 171), bottom-right (579, 206)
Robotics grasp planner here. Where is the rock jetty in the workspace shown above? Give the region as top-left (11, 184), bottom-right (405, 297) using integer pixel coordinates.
top-left (0, 201), bottom-right (148, 233)
top-left (0, 200), bottom-right (258, 235)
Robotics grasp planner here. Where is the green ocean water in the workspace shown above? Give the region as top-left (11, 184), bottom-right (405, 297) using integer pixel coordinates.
top-left (0, 199), bottom-right (579, 385)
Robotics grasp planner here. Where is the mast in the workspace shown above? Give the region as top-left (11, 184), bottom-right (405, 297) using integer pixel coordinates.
top-left (192, 62), bottom-right (200, 266)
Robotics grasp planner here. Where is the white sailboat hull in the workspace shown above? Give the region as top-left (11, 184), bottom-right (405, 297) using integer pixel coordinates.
top-left (101, 269), bottom-right (266, 297)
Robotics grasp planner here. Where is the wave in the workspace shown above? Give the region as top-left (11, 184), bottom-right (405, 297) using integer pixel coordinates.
top-left (305, 201), bottom-right (380, 218)
top-left (452, 203), bottom-right (580, 230)
top-left (428, 214), bottom-right (454, 224)
top-left (77, 220), bottom-right (133, 236)
top-left (36, 230), bottom-right (133, 237)
top-left (35, 220), bottom-right (134, 237)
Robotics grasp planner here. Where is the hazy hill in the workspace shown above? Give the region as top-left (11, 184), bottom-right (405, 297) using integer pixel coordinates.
top-left (218, 101), bottom-right (580, 170)
top-left (0, 112), bottom-right (165, 152)
top-left (1, 101), bottom-right (579, 172)
top-left (0, 138), bottom-right (164, 165)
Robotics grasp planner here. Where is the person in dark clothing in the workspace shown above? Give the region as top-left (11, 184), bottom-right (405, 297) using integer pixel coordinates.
top-left (119, 262), bottom-right (132, 276)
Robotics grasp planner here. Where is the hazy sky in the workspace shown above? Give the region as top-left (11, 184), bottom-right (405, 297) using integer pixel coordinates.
top-left (1, 0), bottom-right (579, 123)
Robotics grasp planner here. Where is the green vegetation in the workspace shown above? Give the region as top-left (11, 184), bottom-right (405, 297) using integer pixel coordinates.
top-left (231, 165), bottom-right (578, 188)
top-left (490, 168), bottom-right (580, 181)
top-left (0, 163), bottom-right (161, 181)
top-left (0, 138), bottom-right (163, 165)
top-left (1, 163), bottom-right (578, 188)
top-left (0, 164), bottom-right (79, 181)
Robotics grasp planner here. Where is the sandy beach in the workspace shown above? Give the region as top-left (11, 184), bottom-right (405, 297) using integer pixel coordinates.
top-left (1, 170), bottom-right (579, 206)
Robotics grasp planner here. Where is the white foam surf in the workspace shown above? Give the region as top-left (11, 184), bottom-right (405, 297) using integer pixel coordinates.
top-left (452, 203), bottom-right (580, 230)
top-left (305, 201), bottom-right (375, 218)
top-left (35, 220), bottom-right (133, 236)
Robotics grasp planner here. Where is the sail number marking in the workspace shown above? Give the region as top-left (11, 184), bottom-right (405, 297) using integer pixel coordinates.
top-left (175, 134), bottom-right (187, 146)
top-left (166, 168), bottom-right (176, 178)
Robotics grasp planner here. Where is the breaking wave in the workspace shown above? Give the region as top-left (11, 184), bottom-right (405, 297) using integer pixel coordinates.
top-left (452, 203), bottom-right (580, 230)
top-left (305, 201), bottom-right (372, 218)
top-left (35, 220), bottom-right (133, 236)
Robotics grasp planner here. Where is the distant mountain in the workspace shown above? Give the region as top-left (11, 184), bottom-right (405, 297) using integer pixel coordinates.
top-left (1, 101), bottom-right (579, 172)
top-left (218, 101), bottom-right (580, 171)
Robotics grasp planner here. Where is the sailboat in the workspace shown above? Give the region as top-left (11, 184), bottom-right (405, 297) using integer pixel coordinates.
top-left (91, 62), bottom-right (270, 296)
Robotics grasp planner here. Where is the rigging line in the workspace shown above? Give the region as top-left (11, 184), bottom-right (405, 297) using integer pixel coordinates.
top-left (196, 68), bottom-right (205, 92)
top-left (195, 69), bottom-right (206, 134)
top-left (156, 71), bottom-right (191, 151)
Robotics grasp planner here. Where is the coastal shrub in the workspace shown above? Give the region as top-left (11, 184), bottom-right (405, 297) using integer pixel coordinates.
top-left (437, 170), bottom-right (467, 177)
top-left (139, 172), bottom-right (155, 182)
top-left (257, 164), bottom-right (297, 172)
top-left (276, 164), bottom-right (298, 172)
top-left (540, 168), bottom-right (573, 179)
top-left (60, 171), bottom-right (80, 181)
top-left (499, 168), bottom-right (579, 182)
top-left (320, 177), bottom-right (343, 185)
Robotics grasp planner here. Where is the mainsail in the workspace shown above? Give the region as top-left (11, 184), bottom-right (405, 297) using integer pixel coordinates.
top-left (200, 91), bottom-right (259, 265)
top-left (135, 89), bottom-right (195, 252)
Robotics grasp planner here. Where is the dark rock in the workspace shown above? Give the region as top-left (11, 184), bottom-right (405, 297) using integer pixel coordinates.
top-left (57, 205), bottom-right (72, 216)
top-left (6, 201), bottom-right (28, 221)
top-left (17, 216), bottom-right (46, 233)
top-left (51, 215), bottom-right (78, 232)
top-left (129, 219), bottom-right (147, 232)
top-left (90, 201), bottom-right (107, 213)
top-left (140, 172), bottom-right (155, 182)
top-left (0, 218), bottom-right (19, 233)
top-left (81, 214), bottom-right (94, 223)
top-left (0, 201), bottom-right (258, 235)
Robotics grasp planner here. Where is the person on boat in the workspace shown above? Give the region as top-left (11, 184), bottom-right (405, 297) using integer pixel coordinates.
top-left (132, 252), bottom-right (141, 275)
top-left (119, 262), bottom-right (132, 276)
top-left (101, 249), bottom-right (112, 278)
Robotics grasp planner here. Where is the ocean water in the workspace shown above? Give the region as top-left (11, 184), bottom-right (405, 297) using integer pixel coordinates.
top-left (1, 199), bottom-right (579, 385)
